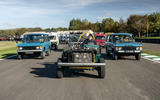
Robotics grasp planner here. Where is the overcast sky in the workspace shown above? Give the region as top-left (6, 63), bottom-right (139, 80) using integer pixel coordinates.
top-left (0, 0), bottom-right (159, 29)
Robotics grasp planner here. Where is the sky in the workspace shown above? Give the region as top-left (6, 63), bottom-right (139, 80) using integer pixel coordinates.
top-left (0, 0), bottom-right (159, 29)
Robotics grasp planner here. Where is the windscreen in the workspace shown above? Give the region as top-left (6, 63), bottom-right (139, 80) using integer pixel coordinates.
top-left (23, 35), bottom-right (44, 43)
top-left (95, 36), bottom-right (105, 40)
top-left (112, 35), bottom-right (134, 43)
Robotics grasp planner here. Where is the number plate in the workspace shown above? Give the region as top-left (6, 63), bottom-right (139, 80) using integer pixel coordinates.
top-left (126, 50), bottom-right (134, 53)
top-left (25, 52), bottom-right (34, 54)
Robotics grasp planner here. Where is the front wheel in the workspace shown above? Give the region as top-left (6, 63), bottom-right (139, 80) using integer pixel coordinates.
top-left (18, 54), bottom-right (23, 60)
top-left (135, 54), bottom-right (141, 60)
top-left (46, 50), bottom-right (51, 56)
top-left (40, 51), bottom-right (45, 59)
top-left (98, 66), bottom-right (105, 78)
top-left (98, 58), bottom-right (105, 78)
top-left (112, 53), bottom-right (118, 60)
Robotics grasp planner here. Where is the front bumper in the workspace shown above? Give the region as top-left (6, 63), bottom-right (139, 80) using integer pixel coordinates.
top-left (117, 50), bottom-right (141, 53)
top-left (96, 43), bottom-right (105, 46)
top-left (17, 50), bottom-right (42, 53)
top-left (58, 62), bottom-right (106, 67)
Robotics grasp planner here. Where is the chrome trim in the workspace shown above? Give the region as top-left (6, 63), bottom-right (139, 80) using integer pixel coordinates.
top-left (58, 62), bottom-right (106, 67)
top-left (17, 50), bottom-right (42, 52)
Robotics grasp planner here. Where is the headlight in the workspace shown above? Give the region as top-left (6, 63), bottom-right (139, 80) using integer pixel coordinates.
top-left (140, 47), bottom-right (142, 50)
top-left (40, 46), bottom-right (43, 49)
top-left (136, 47), bottom-right (142, 50)
top-left (119, 47), bottom-right (122, 50)
top-left (36, 46), bottom-right (40, 49)
top-left (17, 47), bottom-right (22, 50)
top-left (136, 47), bottom-right (139, 50)
top-left (115, 47), bottom-right (119, 51)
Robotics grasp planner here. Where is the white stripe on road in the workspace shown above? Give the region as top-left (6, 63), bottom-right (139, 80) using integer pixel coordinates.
top-left (141, 53), bottom-right (160, 64)
top-left (153, 58), bottom-right (160, 61)
top-left (143, 55), bottom-right (158, 58)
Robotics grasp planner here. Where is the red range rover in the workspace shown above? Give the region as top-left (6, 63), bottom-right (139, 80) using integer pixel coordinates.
top-left (95, 34), bottom-right (106, 47)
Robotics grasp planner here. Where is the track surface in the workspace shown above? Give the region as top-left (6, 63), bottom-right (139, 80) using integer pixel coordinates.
top-left (142, 43), bottom-right (160, 52)
top-left (0, 44), bottom-right (160, 100)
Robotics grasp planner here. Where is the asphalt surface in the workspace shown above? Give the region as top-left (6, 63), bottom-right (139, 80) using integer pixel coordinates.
top-left (142, 43), bottom-right (160, 53)
top-left (0, 44), bottom-right (160, 100)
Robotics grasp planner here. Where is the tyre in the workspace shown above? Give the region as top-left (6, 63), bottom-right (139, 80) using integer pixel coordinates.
top-left (98, 66), bottom-right (105, 78)
top-left (135, 54), bottom-right (141, 60)
top-left (40, 51), bottom-right (45, 59)
top-left (18, 54), bottom-right (23, 60)
top-left (100, 58), bottom-right (105, 63)
top-left (57, 70), bottom-right (63, 78)
top-left (112, 53), bottom-right (118, 60)
top-left (46, 50), bottom-right (51, 56)
top-left (97, 58), bottom-right (105, 78)
top-left (55, 45), bottom-right (58, 50)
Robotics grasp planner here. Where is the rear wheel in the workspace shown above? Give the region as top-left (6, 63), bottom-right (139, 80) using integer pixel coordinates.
top-left (135, 53), bottom-right (141, 60)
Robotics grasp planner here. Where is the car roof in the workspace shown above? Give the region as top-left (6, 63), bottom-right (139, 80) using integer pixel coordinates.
top-left (95, 34), bottom-right (105, 36)
top-left (24, 32), bottom-right (49, 35)
top-left (110, 33), bottom-right (133, 36)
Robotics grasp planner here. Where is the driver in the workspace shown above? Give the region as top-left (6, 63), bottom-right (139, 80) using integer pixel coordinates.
top-left (83, 34), bottom-right (96, 45)
top-left (124, 36), bottom-right (129, 42)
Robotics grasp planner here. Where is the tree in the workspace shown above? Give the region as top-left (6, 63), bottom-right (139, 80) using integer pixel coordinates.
top-left (148, 12), bottom-right (160, 34)
top-left (101, 18), bottom-right (115, 32)
top-left (127, 15), bottom-right (147, 37)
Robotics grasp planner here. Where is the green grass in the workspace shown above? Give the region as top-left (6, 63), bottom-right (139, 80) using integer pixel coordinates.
top-left (0, 41), bottom-right (17, 58)
top-left (142, 50), bottom-right (160, 57)
top-left (136, 37), bottom-right (160, 39)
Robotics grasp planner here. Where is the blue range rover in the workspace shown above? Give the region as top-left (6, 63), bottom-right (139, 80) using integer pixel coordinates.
top-left (17, 32), bottom-right (51, 59)
top-left (106, 33), bottom-right (142, 60)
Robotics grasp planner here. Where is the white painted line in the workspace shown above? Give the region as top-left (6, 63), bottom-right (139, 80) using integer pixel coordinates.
top-left (153, 58), bottom-right (160, 61)
top-left (0, 55), bottom-right (17, 61)
top-left (142, 57), bottom-right (160, 64)
top-left (143, 55), bottom-right (158, 58)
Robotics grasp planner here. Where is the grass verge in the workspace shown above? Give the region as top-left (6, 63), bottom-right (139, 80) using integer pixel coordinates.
top-left (142, 50), bottom-right (160, 57)
top-left (0, 47), bottom-right (17, 58)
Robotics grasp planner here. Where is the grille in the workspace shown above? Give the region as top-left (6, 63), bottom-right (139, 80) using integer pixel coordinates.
top-left (73, 53), bottom-right (92, 63)
top-left (23, 46), bottom-right (36, 50)
top-left (122, 46), bottom-right (136, 50)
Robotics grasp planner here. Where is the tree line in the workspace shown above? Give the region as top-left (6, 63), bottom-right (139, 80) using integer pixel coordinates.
top-left (0, 27), bottom-right (68, 38)
top-left (69, 12), bottom-right (160, 37)
top-left (0, 12), bottom-right (160, 38)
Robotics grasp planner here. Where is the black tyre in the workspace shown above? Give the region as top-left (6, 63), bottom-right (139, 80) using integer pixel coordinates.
top-left (135, 54), bottom-right (141, 60)
top-left (57, 70), bottom-right (63, 78)
top-left (40, 51), bottom-right (45, 59)
top-left (98, 66), bottom-right (105, 78)
top-left (18, 54), bottom-right (23, 60)
top-left (112, 53), bottom-right (118, 60)
top-left (46, 50), bottom-right (51, 56)
top-left (98, 58), bottom-right (105, 78)
top-left (55, 45), bottom-right (58, 50)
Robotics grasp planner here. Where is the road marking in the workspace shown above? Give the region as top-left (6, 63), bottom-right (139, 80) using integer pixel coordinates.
top-left (0, 55), bottom-right (17, 61)
top-left (141, 53), bottom-right (160, 64)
